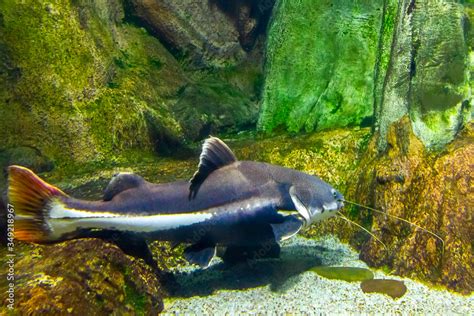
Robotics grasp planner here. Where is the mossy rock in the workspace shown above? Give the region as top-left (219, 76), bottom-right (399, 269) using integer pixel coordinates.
top-left (258, 0), bottom-right (380, 133)
top-left (0, 240), bottom-right (163, 315)
top-left (0, 0), bottom-right (185, 166)
top-left (376, 1), bottom-right (471, 150)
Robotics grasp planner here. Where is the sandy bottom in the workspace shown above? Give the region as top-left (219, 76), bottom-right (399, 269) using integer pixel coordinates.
top-left (163, 236), bottom-right (473, 315)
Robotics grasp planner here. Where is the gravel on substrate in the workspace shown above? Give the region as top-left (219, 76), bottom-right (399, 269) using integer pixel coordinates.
top-left (163, 236), bottom-right (474, 315)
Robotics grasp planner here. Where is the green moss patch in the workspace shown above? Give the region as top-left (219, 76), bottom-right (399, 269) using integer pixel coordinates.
top-left (258, 0), bottom-right (382, 133)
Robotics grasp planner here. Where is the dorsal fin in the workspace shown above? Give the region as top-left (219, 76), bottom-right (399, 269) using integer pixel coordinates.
top-left (103, 172), bottom-right (146, 201)
top-left (189, 137), bottom-right (237, 199)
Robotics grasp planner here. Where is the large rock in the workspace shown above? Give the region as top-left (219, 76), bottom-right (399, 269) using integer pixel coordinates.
top-left (0, 240), bottom-right (164, 314)
top-left (258, 0), bottom-right (381, 133)
top-left (0, 0), bottom-right (266, 165)
top-left (376, 0), bottom-right (471, 150)
top-left (351, 118), bottom-right (473, 294)
top-left (126, 0), bottom-right (274, 68)
top-left (0, 0), bottom-right (186, 164)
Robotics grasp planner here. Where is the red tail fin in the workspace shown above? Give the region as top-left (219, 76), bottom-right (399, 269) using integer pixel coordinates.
top-left (8, 165), bottom-right (67, 243)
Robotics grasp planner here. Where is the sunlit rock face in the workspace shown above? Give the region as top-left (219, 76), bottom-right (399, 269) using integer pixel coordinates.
top-left (352, 118), bottom-right (473, 294)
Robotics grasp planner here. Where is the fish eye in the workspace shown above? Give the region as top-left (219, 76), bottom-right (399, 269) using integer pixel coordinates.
top-left (332, 190), bottom-right (338, 199)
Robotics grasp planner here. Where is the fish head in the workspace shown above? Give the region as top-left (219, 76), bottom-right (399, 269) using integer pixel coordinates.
top-left (289, 181), bottom-right (344, 226)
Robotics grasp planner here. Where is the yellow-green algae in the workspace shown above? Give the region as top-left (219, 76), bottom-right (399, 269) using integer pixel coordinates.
top-left (0, 0), bottom-right (262, 170)
top-left (310, 266), bottom-right (374, 282)
top-left (349, 118), bottom-right (474, 294)
top-left (0, 0), bottom-right (185, 165)
top-left (0, 239), bottom-right (163, 314)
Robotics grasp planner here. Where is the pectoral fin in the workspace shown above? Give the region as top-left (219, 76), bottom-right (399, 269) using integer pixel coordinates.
top-left (189, 137), bottom-right (237, 199)
top-left (183, 243), bottom-right (217, 268)
top-left (271, 215), bottom-right (304, 241)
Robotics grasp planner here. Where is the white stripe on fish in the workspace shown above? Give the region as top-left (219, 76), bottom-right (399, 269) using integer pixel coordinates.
top-left (46, 197), bottom-right (279, 239)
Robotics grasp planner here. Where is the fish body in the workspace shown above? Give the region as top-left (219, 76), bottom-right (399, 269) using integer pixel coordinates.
top-left (8, 137), bottom-right (344, 267)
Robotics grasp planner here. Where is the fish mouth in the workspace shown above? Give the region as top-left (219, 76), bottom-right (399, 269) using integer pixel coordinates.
top-left (336, 200), bottom-right (344, 209)
top-left (289, 190), bottom-right (344, 227)
top-left (322, 201), bottom-right (343, 213)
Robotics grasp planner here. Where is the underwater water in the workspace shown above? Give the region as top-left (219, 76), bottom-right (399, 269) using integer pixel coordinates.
top-left (0, 0), bottom-right (473, 315)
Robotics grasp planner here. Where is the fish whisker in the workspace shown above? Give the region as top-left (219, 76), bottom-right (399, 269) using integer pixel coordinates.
top-left (343, 199), bottom-right (445, 255)
top-left (336, 213), bottom-right (389, 255)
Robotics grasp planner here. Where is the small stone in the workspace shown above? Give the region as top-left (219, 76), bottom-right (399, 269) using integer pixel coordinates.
top-left (310, 266), bottom-right (374, 282)
top-left (360, 279), bottom-right (407, 299)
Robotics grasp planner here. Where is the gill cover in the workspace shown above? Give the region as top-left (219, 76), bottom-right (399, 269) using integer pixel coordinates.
top-left (289, 185), bottom-right (313, 226)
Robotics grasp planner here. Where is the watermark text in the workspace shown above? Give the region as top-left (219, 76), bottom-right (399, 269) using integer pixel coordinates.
top-left (5, 203), bottom-right (15, 310)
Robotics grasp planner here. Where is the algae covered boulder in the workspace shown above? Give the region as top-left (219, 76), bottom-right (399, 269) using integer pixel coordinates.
top-left (0, 0), bottom-right (263, 167)
top-left (0, 240), bottom-right (164, 315)
top-left (259, 0), bottom-right (471, 150)
top-left (258, 0), bottom-right (380, 133)
top-left (0, 0), bottom-right (186, 164)
top-left (350, 118), bottom-right (473, 294)
top-left (375, 0), bottom-right (471, 150)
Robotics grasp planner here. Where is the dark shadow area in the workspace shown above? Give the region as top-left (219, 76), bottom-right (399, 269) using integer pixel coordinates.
top-left (165, 243), bottom-right (347, 298)
top-left (208, 0), bottom-right (275, 51)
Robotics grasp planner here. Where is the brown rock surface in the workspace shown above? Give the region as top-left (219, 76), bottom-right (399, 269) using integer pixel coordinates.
top-left (0, 239), bottom-right (164, 315)
top-left (126, 0), bottom-right (270, 67)
top-left (351, 117), bottom-right (473, 294)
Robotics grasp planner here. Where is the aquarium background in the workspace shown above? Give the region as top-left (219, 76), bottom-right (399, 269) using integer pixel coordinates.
top-left (0, 0), bottom-right (472, 314)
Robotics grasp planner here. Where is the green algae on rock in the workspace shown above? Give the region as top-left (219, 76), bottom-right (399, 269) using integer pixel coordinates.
top-left (259, 0), bottom-right (472, 149)
top-left (360, 279), bottom-right (407, 299)
top-left (0, 0), bottom-right (186, 165)
top-left (375, 1), bottom-right (471, 150)
top-left (258, 0), bottom-right (381, 133)
top-left (0, 0), bottom-right (263, 168)
top-left (310, 266), bottom-right (374, 282)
